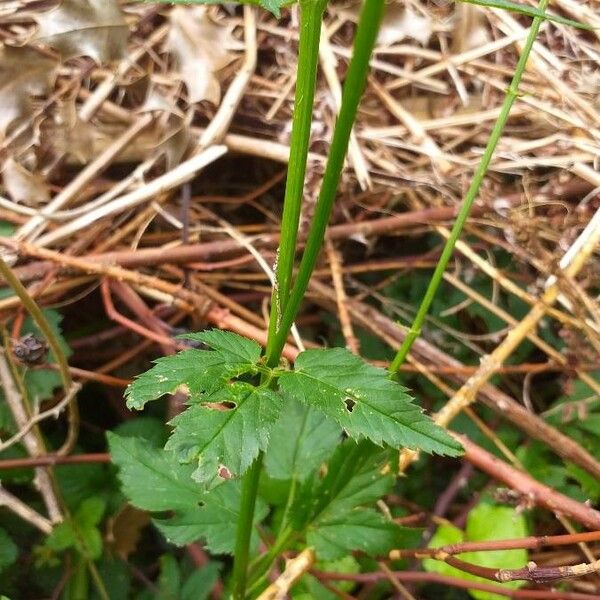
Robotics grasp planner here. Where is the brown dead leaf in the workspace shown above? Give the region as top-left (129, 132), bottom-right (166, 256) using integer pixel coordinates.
top-left (35, 0), bottom-right (128, 63)
top-left (377, 4), bottom-right (433, 46)
top-left (0, 45), bottom-right (58, 138)
top-left (106, 504), bottom-right (150, 560)
top-left (140, 89), bottom-right (191, 168)
top-left (167, 6), bottom-right (239, 105)
top-left (2, 157), bottom-right (50, 206)
top-left (47, 97), bottom-right (111, 164)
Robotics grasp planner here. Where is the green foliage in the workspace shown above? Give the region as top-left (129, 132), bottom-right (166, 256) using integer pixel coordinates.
top-left (264, 399), bottom-right (341, 482)
top-left (125, 330), bottom-right (263, 409)
top-left (292, 441), bottom-right (421, 560)
top-left (167, 382), bottom-right (283, 484)
top-left (108, 432), bottom-right (267, 553)
top-left (279, 348), bottom-right (462, 455)
top-left (424, 503), bottom-right (528, 600)
top-left (0, 529), bottom-right (17, 574)
top-left (46, 498), bottom-right (106, 560)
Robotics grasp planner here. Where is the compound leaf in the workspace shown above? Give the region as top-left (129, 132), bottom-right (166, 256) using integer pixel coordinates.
top-left (278, 348), bottom-right (462, 456)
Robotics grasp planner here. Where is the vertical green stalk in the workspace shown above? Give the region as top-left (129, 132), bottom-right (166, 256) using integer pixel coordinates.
top-left (233, 2), bottom-right (326, 597)
top-left (267, 0), bottom-right (327, 356)
top-left (266, 0), bottom-right (386, 365)
top-left (231, 455), bottom-right (263, 600)
top-left (389, 0), bottom-right (549, 373)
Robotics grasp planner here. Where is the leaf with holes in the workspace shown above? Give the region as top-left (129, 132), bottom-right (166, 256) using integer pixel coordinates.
top-left (166, 382), bottom-right (283, 484)
top-left (125, 330), bottom-right (263, 409)
top-left (278, 348), bottom-right (462, 455)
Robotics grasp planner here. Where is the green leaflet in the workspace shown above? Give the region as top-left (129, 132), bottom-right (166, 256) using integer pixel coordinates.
top-left (458, 0), bottom-right (593, 30)
top-left (424, 503), bottom-right (528, 600)
top-left (108, 433), bottom-right (203, 511)
top-left (108, 433), bottom-right (267, 554)
top-left (0, 529), bottom-right (17, 574)
top-left (178, 329), bottom-right (261, 364)
top-left (278, 348), bottom-right (462, 456)
top-left (167, 382), bottom-right (283, 484)
top-left (125, 330), bottom-right (263, 409)
top-left (293, 441), bottom-right (421, 560)
top-left (307, 508), bottom-right (406, 561)
top-left (153, 483), bottom-right (268, 553)
top-left (264, 398), bottom-right (341, 482)
top-left (45, 498), bottom-right (106, 560)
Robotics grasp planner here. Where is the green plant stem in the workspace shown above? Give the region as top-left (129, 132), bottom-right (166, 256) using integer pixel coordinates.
top-left (232, 453), bottom-right (264, 600)
top-left (388, 0), bottom-right (549, 373)
top-left (267, 0), bottom-right (327, 358)
top-left (265, 0), bottom-right (386, 365)
top-left (233, 3), bottom-right (327, 598)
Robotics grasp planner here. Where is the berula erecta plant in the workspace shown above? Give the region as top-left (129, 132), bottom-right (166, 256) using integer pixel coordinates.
top-left (109, 0), bottom-right (591, 598)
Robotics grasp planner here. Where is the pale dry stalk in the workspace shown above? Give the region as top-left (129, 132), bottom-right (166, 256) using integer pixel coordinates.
top-left (0, 350), bottom-right (62, 523)
top-left (256, 548), bottom-right (315, 600)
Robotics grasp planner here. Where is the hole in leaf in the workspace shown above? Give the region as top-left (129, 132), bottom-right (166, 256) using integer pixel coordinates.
top-left (205, 401), bottom-right (236, 411)
top-left (218, 465), bottom-right (233, 479)
top-left (344, 397), bottom-right (356, 413)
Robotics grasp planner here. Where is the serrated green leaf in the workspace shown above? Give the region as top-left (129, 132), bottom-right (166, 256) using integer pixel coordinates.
top-left (458, 0), bottom-right (593, 30)
top-left (279, 348), bottom-right (462, 455)
top-left (0, 529), bottom-right (17, 573)
top-left (297, 442), bottom-right (419, 560)
top-left (153, 481), bottom-right (268, 554)
top-left (265, 399), bottom-right (341, 481)
top-left (108, 433), bottom-right (202, 511)
top-left (125, 345), bottom-right (260, 410)
top-left (179, 329), bottom-right (262, 363)
top-left (424, 503), bottom-right (528, 600)
top-left (307, 508), bottom-right (407, 560)
top-left (167, 382), bottom-right (283, 483)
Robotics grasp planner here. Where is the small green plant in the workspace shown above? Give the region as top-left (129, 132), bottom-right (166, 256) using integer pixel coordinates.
top-left (108, 0), bottom-right (591, 598)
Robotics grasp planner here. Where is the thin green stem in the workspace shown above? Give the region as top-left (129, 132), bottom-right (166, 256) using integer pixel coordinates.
top-left (389, 0), bottom-right (549, 373)
top-left (232, 453), bottom-right (264, 600)
top-left (267, 0), bottom-right (327, 359)
top-left (233, 3), bottom-right (327, 597)
top-left (265, 0), bottom-right (386, 365)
